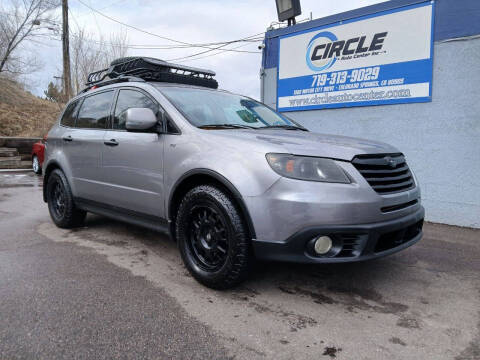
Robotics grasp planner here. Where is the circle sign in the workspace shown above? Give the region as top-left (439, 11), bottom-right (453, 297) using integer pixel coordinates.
top-left (306, 31), bottom-right (337, 72)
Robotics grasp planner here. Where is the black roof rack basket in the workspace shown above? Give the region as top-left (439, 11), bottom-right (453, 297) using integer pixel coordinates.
top-left (86, 57), bottom-right (218, 89)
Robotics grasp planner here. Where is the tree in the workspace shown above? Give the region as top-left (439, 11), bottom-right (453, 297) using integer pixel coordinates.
top-left (0, 0), bottom-right (59, 76)
top-left (44, 81), bottom-right (61, 102)
top-left (70, 28), bottom-right (128, 93)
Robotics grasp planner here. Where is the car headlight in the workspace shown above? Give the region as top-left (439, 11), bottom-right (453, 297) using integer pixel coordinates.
top-left (266, 153), bottom-right (350, 183)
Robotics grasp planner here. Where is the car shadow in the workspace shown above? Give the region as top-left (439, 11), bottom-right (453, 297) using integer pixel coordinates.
top-left (80, 213), bottom-right (418, 310)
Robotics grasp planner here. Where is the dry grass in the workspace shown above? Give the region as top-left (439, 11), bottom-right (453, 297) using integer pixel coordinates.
top-left (0, 77), bottom-right (63, 137)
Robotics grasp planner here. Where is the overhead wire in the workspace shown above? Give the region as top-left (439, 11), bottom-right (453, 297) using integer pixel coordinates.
top-left (73, 0), bottom-right (128, 17)
top-left (42, 27), bottom-right (263, 49)
top-left (74, 0), bottom-right (263, 53)
top-left (176, 42), bottom-right (258, 63)
top-left (167, 35), bottom-right (261, 61)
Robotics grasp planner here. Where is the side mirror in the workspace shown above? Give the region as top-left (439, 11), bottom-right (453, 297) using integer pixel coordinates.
top-left (125, 108), bottom-right (158, 131)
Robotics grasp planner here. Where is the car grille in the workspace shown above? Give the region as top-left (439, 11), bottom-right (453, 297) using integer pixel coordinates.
top-left (336, 234), bottom-right (364, 258)
top-left (352, 153), bottom-right (415, 194)
top-left (381, 199), bottom-right (418, 213)
top-left (374, 220), bottom-right (423, 253)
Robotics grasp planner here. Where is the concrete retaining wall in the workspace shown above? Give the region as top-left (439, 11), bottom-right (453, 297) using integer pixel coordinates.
top-left (0, 137), bottom-right (41, 154)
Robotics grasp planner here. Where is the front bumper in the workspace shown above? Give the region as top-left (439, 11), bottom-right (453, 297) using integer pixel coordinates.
top-left (252, 206), bottom-right (424, 263)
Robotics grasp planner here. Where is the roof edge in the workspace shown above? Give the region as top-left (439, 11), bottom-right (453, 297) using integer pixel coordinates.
top-left (265, 0), bottom-right (426, 39)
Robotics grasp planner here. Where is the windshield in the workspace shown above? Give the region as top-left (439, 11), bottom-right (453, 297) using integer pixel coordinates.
top-left (159, 86), bottom-right (303, 129)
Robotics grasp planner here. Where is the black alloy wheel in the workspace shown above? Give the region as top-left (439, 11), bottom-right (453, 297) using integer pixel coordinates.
top-left (176, 185), bottom-right (252, 289)
top-left (51, 181), bottom-right (66, 220)
top-left (46, 169), bottom-right (86, 228)
top-left (188, 205), bottom-right (229, 271)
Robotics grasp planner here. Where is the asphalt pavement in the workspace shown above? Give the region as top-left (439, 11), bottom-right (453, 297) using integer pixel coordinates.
top-left (0, 171), bottom-right (479, 360)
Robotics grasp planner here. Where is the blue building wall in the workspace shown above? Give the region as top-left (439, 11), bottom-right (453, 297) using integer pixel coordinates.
top-left (261, 0), bottom-right (480, 228)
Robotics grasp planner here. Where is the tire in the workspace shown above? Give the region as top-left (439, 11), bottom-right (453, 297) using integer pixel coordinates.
top-left (46, 169), bottom-right (86, 228)
top-left (32, 155), bottom-right (42, 175)
top-left (175, 185), bottom-right (252, 289)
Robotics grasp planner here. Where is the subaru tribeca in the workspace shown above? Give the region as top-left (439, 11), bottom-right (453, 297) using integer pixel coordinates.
top-left (43, 57), bottom-right (424, 289)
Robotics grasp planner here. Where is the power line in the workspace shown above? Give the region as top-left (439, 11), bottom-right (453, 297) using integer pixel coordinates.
top-left (176, 42), bottom-right (259, 63)
top-left (74, 0), bottom-right (263, 53)
top-left (68, 8), bottom-right (81, 32)
top-left (99, 0), bottom-right (128, 10)
top-left (167, 32), bottom-right (262, 60)
top-left (62, 7), bottom-right (264, 50)
top-left (86, 0), bottom-right (103, 36)
top-left (57, 13), bottom-right (263, 49)
top-left (52, 27), bottom-right (262, 51)
top-left (36, 32), bottom-right (261, 61)
top-left (1, 5), bottom-right (263, 49)
top-left (119, 35), bottom-right (264, 50)
top-left (69, 32), bottom-right (262, 50)
top-left (75, 0), bottom-right (194, 46)
top-left (73, 0), bottom-right (128, 17)
top-left (167, 38), bottom-right (260, 62)
top-left (27, 7), bottom-right (263, 63)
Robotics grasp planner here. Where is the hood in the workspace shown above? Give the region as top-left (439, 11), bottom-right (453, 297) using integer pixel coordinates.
top-left (205, 129), bottom-right (399, 161)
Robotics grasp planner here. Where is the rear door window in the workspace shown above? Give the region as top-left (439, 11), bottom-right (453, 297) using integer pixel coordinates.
top-left (76, 91), bottom-right (114, 129)
top-left (113, 89), bottom-right (158, 130)
top-left (60, 100), bottom-right (81, 127)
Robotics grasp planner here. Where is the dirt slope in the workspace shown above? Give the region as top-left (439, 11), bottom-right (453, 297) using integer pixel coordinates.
top-left (0, 77), bottom-right (62, 137)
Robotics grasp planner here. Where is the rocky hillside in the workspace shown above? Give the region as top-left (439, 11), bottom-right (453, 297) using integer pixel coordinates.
top-left (0, 77), bottom-right (62, 137)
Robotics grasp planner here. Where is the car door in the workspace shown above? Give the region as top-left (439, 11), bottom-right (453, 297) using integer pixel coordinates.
top-left (66, 90), bottom-right (115, 201)
top-left (57, 99), bottom-right (82, 191)
top-left (101, 87), bottom-right (166, 218)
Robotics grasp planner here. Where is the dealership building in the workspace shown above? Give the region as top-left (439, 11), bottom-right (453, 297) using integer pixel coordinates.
top-left (261, 0), bottom-right (480, 228)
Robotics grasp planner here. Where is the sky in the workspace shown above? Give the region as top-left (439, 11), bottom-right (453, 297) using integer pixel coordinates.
top-left (28, 0), bottom-right (387, 99)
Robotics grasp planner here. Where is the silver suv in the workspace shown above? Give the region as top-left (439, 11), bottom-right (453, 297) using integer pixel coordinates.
top-left (43, 58), bottom-right (424, 289)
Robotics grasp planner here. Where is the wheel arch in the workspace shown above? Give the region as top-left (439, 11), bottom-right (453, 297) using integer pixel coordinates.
top-left (168, 169), bottom-right (256, 241)
top-left (42, 161), bottom-right (62, 202)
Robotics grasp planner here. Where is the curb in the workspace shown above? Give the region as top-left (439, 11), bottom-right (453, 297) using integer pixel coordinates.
top-left (0, 169), bottom-right (33, 173)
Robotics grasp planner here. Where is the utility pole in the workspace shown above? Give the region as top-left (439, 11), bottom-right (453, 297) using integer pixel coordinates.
top-left (62, 0), bottom-right (72, 100)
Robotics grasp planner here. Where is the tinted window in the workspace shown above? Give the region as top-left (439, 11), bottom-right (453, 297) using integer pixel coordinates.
top-left (159, 87), bottom-right (297, 128)
top-left (164, 111), bottom-right (180, 134)
top-left (166, 118), bottom-right (179, 134)
top-left (76, 91), bottom-right (114, 129)
top-left (60, 100), bottom-right (81, 127)
top-left (114, 89), bottom-right (158, 130)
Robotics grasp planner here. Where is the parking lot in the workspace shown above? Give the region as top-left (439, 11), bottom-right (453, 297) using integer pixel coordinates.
top-left (0, 171), bottom-right (479, 360)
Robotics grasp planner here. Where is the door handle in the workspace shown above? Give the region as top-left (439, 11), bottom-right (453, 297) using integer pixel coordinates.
top-left (104, 139), bottom-right (119, 146)
top-left (62, 135), bottom-right (73, 142)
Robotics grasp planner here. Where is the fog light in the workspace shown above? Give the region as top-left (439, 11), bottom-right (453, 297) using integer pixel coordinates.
top-left (314, 236), bottom-right (332, 255)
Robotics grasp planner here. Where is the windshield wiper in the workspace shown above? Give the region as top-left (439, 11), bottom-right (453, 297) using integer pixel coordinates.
top-left (198, 124), bottom-right (258, 130)
top-left (261, 125), bottom-right (308, 131)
